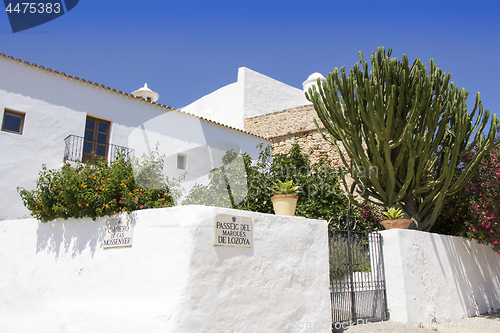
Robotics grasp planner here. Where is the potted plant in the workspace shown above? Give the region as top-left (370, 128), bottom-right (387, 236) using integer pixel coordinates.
top-left (271, 180), bottom-right (299, 216)
top-left (380, 207), bottom-right (413, 230)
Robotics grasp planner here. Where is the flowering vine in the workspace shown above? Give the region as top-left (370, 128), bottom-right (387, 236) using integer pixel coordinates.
top-left (436, 144), bottom-right (500, 253)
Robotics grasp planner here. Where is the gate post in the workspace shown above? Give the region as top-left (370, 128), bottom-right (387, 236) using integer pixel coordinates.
top-left (346, 214), bottom-right (357, 324)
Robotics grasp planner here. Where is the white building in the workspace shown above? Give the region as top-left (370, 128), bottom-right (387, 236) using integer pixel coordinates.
top-left (0, 54), bottom-right (268, 220)
top-left (182, 67), bottom-right (311, 130)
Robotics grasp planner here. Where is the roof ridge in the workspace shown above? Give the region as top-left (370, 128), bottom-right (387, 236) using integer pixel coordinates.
top-left (0, 53), bottom-right (266, 140)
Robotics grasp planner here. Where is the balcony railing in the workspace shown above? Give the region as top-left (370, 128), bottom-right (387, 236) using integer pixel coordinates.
top-left (64, 134), bottom-right (134, 164)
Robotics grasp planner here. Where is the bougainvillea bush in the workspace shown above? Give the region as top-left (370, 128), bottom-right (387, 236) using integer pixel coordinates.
top-left (18, 148), bottom-right (181, 223)
top-left (434, 144), bottom-right (500, 253)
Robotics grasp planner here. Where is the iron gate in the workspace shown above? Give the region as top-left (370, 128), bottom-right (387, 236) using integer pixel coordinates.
top-left (329, 216), bottom-right (388, 327)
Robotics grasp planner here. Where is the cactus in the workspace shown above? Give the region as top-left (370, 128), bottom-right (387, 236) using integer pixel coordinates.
top-left (306, 47), bottom-right (498, 230)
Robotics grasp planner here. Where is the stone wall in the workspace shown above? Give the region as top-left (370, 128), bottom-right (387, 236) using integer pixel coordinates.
top-left (244, 105), bottom-right (321, 139)
top-left (271, 130), bottom-right (343, 166)
top-left (244, 105), bottom-right (343, 165)
top-left (244, 105), bottom-right (357, 191)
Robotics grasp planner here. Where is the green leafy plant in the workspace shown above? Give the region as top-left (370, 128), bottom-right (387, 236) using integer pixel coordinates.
top-left (329, 237), bottom-right (371, 280)
top-left (382, 207), bottom-right (404, 220)
top-left (271, 179), bottom-right (299, 195)
top-left (132, 144), bottom-right (184, 205)
top-left (183, 142), bottom-right (355, 224)
top-left (18, 146), bottom-right (180, 223)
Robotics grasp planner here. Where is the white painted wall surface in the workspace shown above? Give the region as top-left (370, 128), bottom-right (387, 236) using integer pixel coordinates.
top-left (381, 229), bottom-right (500, 325)
top-left (0, 206), bottom-right (332, 333)
top-left (181, 81), bottom-right (244, 129)
top-left (182, 67), bottom-right (311, 130)
top-left (0, 57), bottom-right (268, 219)
top-left (240, 67), bottom-right (311, 118)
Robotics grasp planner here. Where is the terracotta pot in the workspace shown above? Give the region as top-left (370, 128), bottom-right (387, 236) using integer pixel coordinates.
top-left (271, 195), bottom-right (298, 216)
top-left (380, 218), bottom-right (413, 230)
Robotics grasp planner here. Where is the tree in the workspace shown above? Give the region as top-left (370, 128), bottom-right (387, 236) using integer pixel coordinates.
top-left (306, 47), bottom-right (498, 230)
top-left (183, 143), bottom-right (352, 224)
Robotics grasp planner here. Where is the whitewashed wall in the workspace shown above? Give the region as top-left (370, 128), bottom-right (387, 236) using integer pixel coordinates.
top-left (181, 80), bottom-right (244, 129)
top-left (0, 57), bottom-right (267, 219)
top-left (382, 229), bottom-right (500, 325)
top-left (182, 67), bottom-right (310, 130)
top-left (0, 206), bottom-right (331, 333)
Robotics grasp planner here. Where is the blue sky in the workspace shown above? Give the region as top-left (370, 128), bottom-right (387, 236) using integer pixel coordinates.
top-left (1, 0), bottom-right (499, 127)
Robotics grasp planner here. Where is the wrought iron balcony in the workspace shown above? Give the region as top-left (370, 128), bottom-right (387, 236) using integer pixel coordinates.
top-left (64, 134), bottom-right (134, 164)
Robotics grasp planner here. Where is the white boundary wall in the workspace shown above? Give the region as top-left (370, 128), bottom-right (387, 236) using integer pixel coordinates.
top-left (0, 206), bottom-right (331, 333)
top-left (381, 229), bottom-right (500, 325)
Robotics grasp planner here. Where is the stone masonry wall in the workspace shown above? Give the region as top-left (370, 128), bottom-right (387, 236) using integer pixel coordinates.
top-left (244, 104), bottom-right (348, 166)
top-left (244, 105), bottom-right (320, 139)
top-left (244, 104), bottom-right (358, 193)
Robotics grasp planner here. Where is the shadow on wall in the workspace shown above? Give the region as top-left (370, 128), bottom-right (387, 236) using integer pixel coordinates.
top-left (441, 235), bottom-right (500, 315)
top-left (36, 214), bottom-right (137, 259)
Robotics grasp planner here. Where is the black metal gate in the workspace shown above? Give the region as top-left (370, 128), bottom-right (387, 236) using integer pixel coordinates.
top-left (329, 216), bottom-right (388, 327)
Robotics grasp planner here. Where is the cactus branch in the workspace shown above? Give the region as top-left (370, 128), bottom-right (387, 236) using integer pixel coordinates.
top-left (307, 47), bottom-right (498, 230)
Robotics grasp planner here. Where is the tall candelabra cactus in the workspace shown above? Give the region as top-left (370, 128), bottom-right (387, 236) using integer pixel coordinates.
top-left (306, 47), bottom-right (498, 230)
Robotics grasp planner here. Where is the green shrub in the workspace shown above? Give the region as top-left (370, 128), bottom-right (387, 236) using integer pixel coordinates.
top-left (184, 142), bottom-right (351, 222)
top-left (342, 204), bottom-right (384, 232)
top-left (329, 236), bottom-right (371, 280)
top-left (18, 147), bottom-right (180, 223)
